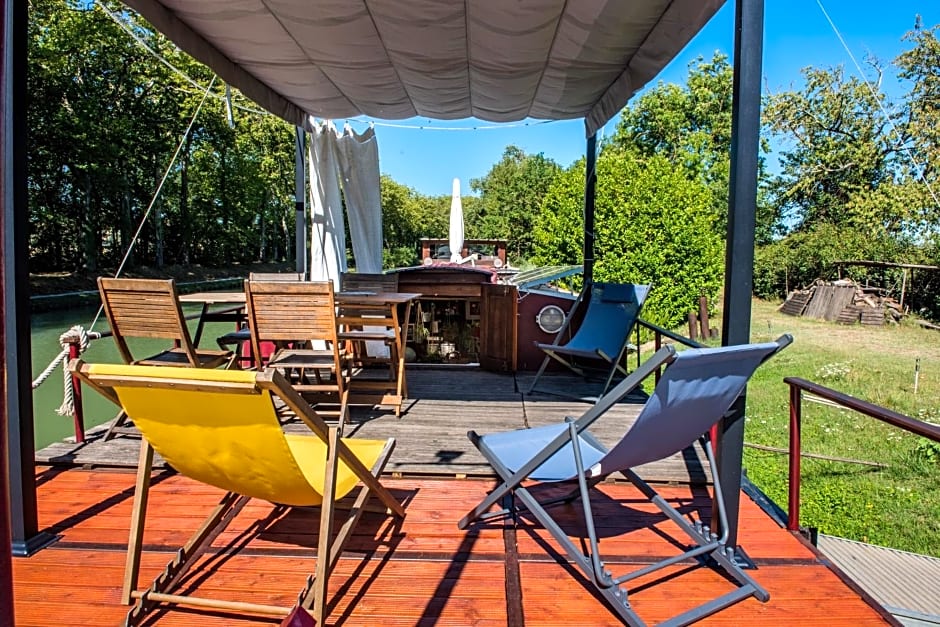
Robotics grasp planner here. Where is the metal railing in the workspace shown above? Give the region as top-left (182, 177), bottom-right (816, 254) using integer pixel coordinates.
top-left (784, 377), bottom-right (940, 532)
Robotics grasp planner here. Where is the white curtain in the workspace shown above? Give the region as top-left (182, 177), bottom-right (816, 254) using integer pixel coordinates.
top-left (306, 121), bottom-right (387, 357)
top-left (307, 121), bottom-right (346, 289)
top-left (334, 124), bottom-right (383, 273)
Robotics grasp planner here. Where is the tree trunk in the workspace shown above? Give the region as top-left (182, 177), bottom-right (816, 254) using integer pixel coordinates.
top-left (120, 174), bottom-right (134, 269)
top-left (258, 189), bottom-right (268, 261)
top-left (179, 134), bottom-right (192, 264)
top-left (82, 175), bottom-right (97, 273)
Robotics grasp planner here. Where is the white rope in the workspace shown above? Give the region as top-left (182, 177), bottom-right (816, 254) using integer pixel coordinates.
top-left (340, 117), bottom-right (558, 131)
top-left (88, 75), bottom-right (218, 333)
top-left (30, 326), bottom-right (100, 417)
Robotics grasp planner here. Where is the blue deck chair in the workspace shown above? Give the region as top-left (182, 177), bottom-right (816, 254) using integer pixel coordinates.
top-left (528, 282), bottom-right (651, 397)
top-left (460, 335), bottom-right (792, 626)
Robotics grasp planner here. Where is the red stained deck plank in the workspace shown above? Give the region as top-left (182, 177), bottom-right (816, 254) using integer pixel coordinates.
top-left (11, 466), bottom-right (891, 626)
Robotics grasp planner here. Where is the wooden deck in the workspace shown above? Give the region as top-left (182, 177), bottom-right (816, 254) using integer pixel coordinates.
top-left (12, 465), bottom-right (893, 626)
top-left (37, 368), bottom-right (707, 484)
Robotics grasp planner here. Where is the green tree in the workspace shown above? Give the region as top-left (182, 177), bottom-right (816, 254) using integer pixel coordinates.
top-left (470, 146), bottom-right (561, 262)
top-left (610, 53), bottom-right (781, 244)
top-left (763, 65), bottom-right (905, 232)
top-left (28, 0), bottom-right (298, 272)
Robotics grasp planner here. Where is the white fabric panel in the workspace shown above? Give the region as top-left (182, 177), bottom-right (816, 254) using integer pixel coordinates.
top-left (448, 178), bottom-right (464, 263)
top-left (307, 121), bottom-right (346, 289)
top-left (123, 0), bottom-right (725, 134)
top-left (334, 125), bottom-right (383, 274)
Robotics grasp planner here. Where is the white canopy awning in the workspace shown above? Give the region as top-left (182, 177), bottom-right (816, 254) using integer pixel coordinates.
top-left (122, 0), bottom-right (723, 136)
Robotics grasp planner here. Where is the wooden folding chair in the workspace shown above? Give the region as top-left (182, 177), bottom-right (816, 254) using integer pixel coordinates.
top-left (71, 360), bottom-right (405, 626)
top-left (97, 277), bottom-right (233, 439)
top-left (245, 279), bottom-right (351, 432)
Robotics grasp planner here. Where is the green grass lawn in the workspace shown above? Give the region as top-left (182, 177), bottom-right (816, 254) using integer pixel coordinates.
top-left (719, 299), bottom-right (940, 557)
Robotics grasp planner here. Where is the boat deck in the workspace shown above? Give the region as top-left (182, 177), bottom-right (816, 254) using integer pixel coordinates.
top-left (13, 465), bottom-right (893, 626)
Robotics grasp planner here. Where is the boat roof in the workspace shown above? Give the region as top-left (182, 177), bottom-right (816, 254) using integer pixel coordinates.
top-left (122, 0), bottom-right (724, 136)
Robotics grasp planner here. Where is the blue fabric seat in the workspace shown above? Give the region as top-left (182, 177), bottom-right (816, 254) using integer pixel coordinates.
top-left (528, 282), bottom-right (651, 398)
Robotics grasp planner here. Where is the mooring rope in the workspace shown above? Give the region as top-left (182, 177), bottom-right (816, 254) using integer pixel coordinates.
top-left (31, 326), bottom-right (101, 417)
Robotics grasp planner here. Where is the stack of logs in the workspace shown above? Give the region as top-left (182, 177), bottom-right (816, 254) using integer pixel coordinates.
top-left (779, 279), bottom-right (903, 326)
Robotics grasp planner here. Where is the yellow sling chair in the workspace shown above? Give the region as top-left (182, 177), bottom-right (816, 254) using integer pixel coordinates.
top-left (72, 361), bottom-right (405, 625)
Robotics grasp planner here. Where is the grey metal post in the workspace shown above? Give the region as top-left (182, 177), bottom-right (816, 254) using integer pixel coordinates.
top-left (2, 0), bottom-right (54, 560)
top-left (583, 133), bottom-right (597, 285)
top-left (718, 0), bottom-right (765, 552)
top-left (294, 127), bottom-right (307, 278)
top-left (0, 3), bottom-right (15, 619)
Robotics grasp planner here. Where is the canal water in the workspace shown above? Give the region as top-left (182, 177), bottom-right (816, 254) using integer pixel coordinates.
top-left (30, 303), bottom-right (235, 449)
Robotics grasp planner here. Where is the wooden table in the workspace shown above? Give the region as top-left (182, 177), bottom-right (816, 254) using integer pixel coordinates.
top-left (179, 290), bottom-right (419, 416)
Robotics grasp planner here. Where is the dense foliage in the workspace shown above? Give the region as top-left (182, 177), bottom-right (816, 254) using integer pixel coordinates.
top-left (534, 149), bottom-right (723, 330)
top-left (469, 147), bottom-right (562, 262)
top-left (29, 0), bottom-right (297, 273)
top-left (28, 1), bottom-right (940, 323)
top-left (758, 18), bottom-right (940, 319)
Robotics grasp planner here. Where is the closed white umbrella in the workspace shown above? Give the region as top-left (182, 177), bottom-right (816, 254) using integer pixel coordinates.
top-left (449, 177), bottom-right (464, 263)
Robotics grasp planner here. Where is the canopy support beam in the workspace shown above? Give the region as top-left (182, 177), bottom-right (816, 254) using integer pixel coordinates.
top-left (294, 127), bottom-right (307, 277)
top-left (583, 133), bottom-right (597, 285)
top-left (2, 0), bottom-right (55, 561)
top-left (717, 0), bottom-right (765, 554)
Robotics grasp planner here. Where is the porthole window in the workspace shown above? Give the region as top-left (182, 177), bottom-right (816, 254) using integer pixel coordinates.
top-left (536, 304), bottom-right (566, 334)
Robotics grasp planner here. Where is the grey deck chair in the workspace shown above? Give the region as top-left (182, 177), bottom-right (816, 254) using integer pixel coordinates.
top-left (460, 335), bottom-right (792, 626)
top-left (528, 282), bottom-right (651, 398)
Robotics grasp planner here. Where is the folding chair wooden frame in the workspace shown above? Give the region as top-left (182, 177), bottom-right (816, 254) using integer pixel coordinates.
top-left (72, 360), bottom-right (405, 626)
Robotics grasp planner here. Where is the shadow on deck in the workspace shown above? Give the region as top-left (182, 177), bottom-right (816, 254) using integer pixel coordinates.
top-left (36, 368), bottom-right (707, 484)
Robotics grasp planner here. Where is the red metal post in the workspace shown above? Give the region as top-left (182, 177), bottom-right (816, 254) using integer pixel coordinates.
top-left (787, 382), bottom-right (802, 531)
top-left (68, 342), bottom-right (85, 443)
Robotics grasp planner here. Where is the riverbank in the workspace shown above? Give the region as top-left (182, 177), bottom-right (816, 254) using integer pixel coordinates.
top-left (29, 262), bottom-right (294, 311)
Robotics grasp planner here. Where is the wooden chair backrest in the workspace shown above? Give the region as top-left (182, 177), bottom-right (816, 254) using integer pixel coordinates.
top-left (341, 272), bottom-right (398, 294)
top-left (245, 280), bottom-right (338, 363)
top-left (97, 277), bottom-right (198, 365)
top-left (340, 273), bottom-right (399, 318)
top-left (248, 272), bottom-right (305, 282)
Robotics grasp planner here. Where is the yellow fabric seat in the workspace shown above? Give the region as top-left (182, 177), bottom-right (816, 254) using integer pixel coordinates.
top-left (73, 361), bottom-right (404, 626)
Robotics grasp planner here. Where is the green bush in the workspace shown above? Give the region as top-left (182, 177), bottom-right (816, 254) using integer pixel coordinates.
top-left (534, 149), bottom-right (723, 330)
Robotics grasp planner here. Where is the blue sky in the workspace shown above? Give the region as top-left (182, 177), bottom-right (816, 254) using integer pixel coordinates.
top-left (340, 0), bottom-right (939, 197)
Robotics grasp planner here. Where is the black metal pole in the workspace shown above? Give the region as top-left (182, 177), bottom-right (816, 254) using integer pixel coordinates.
top-left (294, 127), bottom-right (307, 278)
top-left (718, 0), bottom-right (764, 553)
top-left (2, 0), bottom-right (53, 560)
top-left (583, 133), bottom-right (597, 285)
top-left (0, 3), bottom-right (15, 614)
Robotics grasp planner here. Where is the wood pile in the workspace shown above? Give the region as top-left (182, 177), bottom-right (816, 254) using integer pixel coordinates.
top-left (779, 279), bottom-right (903, 326)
